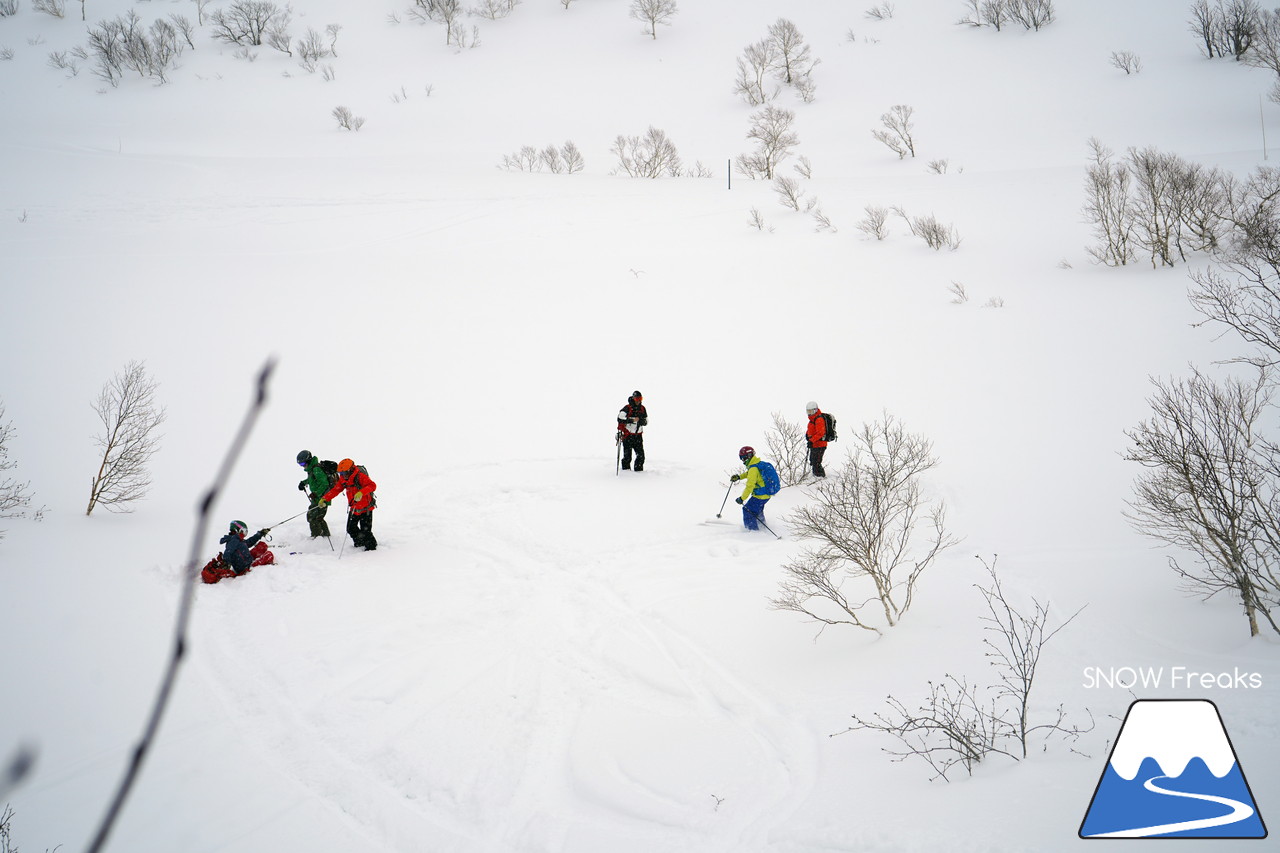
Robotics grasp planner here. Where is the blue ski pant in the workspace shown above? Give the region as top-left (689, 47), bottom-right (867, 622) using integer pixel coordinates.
top-left (742, 497), bottom-right (769, 530)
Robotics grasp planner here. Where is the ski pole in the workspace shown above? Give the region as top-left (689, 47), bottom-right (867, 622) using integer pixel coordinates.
top-left (339, 508), bottom-right (352, 559)
top-left (748, 507), bottom-right (781, 540)
top-left (615, 432), bottom-right (622, 476)
top-left (716, 483), bottom-right (734, 518)
top-left (269, 508), bottom-right (311, 528)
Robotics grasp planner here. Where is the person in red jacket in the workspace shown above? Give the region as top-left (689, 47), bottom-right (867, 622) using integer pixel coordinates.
top-left (320, 458), bottom-right (378, 550)
top-left (805, 401), bottom-right (829, 478)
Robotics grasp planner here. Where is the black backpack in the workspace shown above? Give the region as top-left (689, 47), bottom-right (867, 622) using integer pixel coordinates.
top-left (319, 459), bottom-right (339, 485)
top-left (822, 412), bottom-right (837, 442)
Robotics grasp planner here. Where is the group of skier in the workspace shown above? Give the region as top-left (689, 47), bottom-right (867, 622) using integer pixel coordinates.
top-left (295, 450), bottom-right (378, 551)
top-left (616, 391), bottom-right (835, 532)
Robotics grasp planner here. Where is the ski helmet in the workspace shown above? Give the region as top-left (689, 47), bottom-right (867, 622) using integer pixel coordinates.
top-left (805, 401), bottom-right (819, 414)
top-left (229, 520), bottom-right (248, 536)
top-left (337, 458), bottom-right (355, 473)
top-left (738, 445), bottom-right (755, 461)
top-left (297, 449), bottom-right (313, 466)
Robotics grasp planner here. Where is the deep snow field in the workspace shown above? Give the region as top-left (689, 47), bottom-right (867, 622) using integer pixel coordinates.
top-left (1, 0), bottom-right (1278, 850)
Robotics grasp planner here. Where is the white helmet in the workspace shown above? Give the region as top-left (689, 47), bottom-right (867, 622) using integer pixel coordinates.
top-left (805, 400), bottom-right (819, 413)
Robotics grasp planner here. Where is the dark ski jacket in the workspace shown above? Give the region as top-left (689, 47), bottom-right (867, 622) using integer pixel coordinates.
top-left (220, 529), bottom-right (266, 574)
top-left (617, 399), bottom-right (648, 437)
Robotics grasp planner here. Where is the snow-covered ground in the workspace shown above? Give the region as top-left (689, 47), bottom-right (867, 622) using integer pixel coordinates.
top-left (1, 0), bottom-right (1277, 850)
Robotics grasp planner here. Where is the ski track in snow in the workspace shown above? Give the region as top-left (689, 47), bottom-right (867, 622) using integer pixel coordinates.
top-left (194, 461), bottom-right (815, 851)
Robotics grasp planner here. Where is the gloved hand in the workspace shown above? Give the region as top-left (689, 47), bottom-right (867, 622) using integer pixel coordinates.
top-left (354, 491), bottom-right (363, 502)
top-left (318, 499), bottom-right (329, 508)
top-left (258, 528), bottom-right (270, 536)
top-left (298, 480), bottom-right (307, 491)
top-left (735, 497), bottom-right (744, 505)
top-left (730, 474), bottom-right (740, 482)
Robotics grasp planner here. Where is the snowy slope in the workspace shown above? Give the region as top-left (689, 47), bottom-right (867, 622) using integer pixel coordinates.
top-left (1, 0), bottom-right (1278, 851)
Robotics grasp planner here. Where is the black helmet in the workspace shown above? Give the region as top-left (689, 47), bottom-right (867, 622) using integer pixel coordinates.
top-left (297, 449), bottom-right (312, 466)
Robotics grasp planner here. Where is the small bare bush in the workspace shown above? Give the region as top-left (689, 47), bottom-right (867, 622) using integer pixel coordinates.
top-left (630, 0), bottom-right (679, 40)
top-left (858, 205), bottom-right (890, 240)
top-left (773, 175), bottom-right (805, 211)
top-left (32, 0), bottom-right (64, 17)
top-left (865, 3), bottom-right (895, 19)
top-left (1110, 50), bottom-right (1142, 74)
top-left (472, 0), bottom-right (519, 20)
top-left (872, 104), bottom-right (916, 159)
top-left (612, 126), bottom-right (682, 178)
top-left (949, 281), bottom-right (969, 304)
top-left (927, 159), bottom-right (950, 174)
top-left (0, 1), bottom-right (17, 17)
top-left (748, 207), bottom-right (770, 231)
top-left (896, 208), bottom-right (961, 250)
top-left (86, 361), bottom-right (166, 516)
top-left (332, 105), bottom-right (365, 131)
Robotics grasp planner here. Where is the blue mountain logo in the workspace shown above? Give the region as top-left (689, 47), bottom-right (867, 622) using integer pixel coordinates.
top-left (1080, 699), bottom-right (1267, 839)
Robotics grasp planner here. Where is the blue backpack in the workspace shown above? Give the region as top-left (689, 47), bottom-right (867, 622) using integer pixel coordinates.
top-left (755, 460), bottom-right (781, 496)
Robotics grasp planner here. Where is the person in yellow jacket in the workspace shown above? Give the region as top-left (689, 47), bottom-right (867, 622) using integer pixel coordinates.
top-left (729, 445), bottom-right (778, 531)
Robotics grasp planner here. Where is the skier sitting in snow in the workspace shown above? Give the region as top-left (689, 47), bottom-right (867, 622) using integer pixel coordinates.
top-left (220, 520), bottom-right (272, 576)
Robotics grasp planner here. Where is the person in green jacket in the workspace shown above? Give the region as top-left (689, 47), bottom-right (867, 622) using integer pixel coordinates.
top-left (296, 449), bottom-right (332, 539)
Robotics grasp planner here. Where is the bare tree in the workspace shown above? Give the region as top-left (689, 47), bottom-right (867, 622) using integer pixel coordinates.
top-left (1190, 168), bottom-right (1280, 368)
top-left (772, 413), bottom-right (958, 635)
top-left (209, 1), bottom-right (288, 47)
top-left (1005, 0), bottom-right (1054, 31)
top-left (773, 175), bottom-right (805, 211)
top-left (764, 411), bottom-right (812, 487)
top-left (733, 38), bottom-right (778, 106)
top-left (767, 18), bottom-right (814, 85)
top-left (611, 126), bottom-right (683, 177)
top-left (630, 0), bottom-right (678, 40)
top-left (0, 401), bottom-right (43, 538)
top-left (1189, 0), bottom-right (1221, 57)
top-left (86, 361), bottom-right (166, 516)
top-left (734, 105), bottom-right (798, 180)
top-left (1110, 50), bottom-right (1142, 73)
top-left (32, 0), bottom-right (65, 18)
top-left (872, 104), bottom-right (916, 159)
top-left (1124, 368), bottom-right (1280, 637)
top-left (473, 0), bottom-right (520, 20)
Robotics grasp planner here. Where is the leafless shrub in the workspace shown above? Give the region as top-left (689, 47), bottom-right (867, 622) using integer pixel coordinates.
top-left (500, 145), bottom-right (540, 172)
top-left (472, 0), bottom-right (519, 20)
top-left (858, 205), bottom-right (890, 240)
top-left (332, 105), bottom-right (364, 131)
top-left (320, 62), bottom-right (335, 80)
top-left (764, 411), bottom-right (813, 488)
top-left (1125, 368), bottom-right (1280, 637)
top-left (927, 158), bottom-right (950, 174)
top-left (812, 208), bottom-right (836, 232)
top-left (773, 413), bottom-right (957, 635)
top-left (0, 0), bottom-right (17, 17)
top-left (32, 0), bottom-right (64, 18)
top-left (793, 156), bottom-right (814, 179)
top-left (1110, 50), bottom-right (1142, 73)
top-left (734, 104), bottom-right (799, 180)
top-left (297, 27), bottom-right (330, 70)
top-left (872, 104), bottom-right (916, 159)
top-left (86, 361), bottom-right (166, 516)
top-left (794, 74), bottom-right (817, 102)
top-left (0, 402), bottom-right (45, 539)
top-left (1007, 0), bottom-right (1055, 31)
top-left (169, 14), bottom-right (196, 49)
top-left (733, 38), bottom-right (778, 106)
top-left (685, 160), bottom-right (713, 178)
top-left (0, 47), bottom-right (14, 61)
top-left (47, 49), bottom-right (81, 76)
top-left (83, 12), bottom-right (185, 87)
top-left (1189, 0), bottom-right (1259, 60)
top-left (865, 3), bottom-right (895, 20)
top-left (896, 208), bottom-right (961, 250)
top-left (612, 126), bottom-right (683, 178)
top-left (773, 175), bottom-right (806, 211)
top-left (982, 296), bottom-right (1005, 308)
top-left (1083, 138), bottom-right (1135, 266)
top-left (630, 0), bottom-right (678, 40)
top-left (949, 281), bottom-right (969, 304)
top-left (837, 556), bottom-right (1089, 780)
top-left (209, 0), bottom-right (288, 47)
top-left (748, 207), bottom-right (770, 231)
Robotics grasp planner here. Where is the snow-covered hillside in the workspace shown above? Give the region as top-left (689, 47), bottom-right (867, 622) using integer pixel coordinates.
top-left (1, 1), bottom-right (1277, 851)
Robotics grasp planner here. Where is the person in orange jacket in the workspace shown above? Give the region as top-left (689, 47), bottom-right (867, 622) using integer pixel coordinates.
top-left (320, 458), bottom-right (378, 550)
top-left (805, 401), bottom-right (829, 478)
